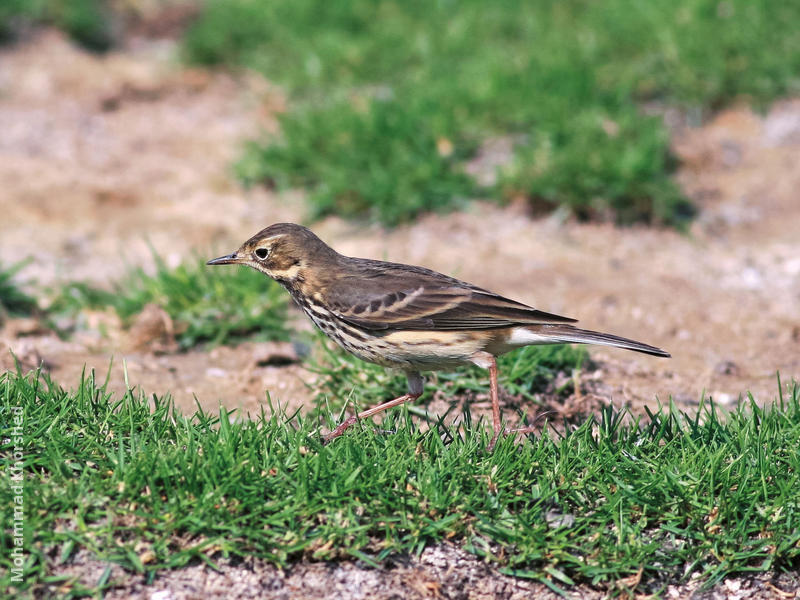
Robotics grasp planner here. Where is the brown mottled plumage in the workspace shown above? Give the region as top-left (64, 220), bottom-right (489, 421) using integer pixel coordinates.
top-left (208, 223), bottom-right (669, 449)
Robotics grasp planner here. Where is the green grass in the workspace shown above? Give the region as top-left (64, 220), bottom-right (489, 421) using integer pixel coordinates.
top-left (235, 97), bottom-right (478, 226)
top-left (310, 336), bottom-right (588, 415)
top-left (0, 0), bottom-right (113, 51)
top-left (0, 0), bottom-right (28, 42)
top-left (0, 260), bottom-right (38, 319)
top-left (3, 367), bottom-right (798, 596)
top-left (184, 0), bottom-right (800, 227)
top-left (50, 255), bottom-right (290, 349)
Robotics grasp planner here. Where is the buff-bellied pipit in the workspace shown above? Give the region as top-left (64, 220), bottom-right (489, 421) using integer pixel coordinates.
top-left (208, 223), bottom-right (669, 449)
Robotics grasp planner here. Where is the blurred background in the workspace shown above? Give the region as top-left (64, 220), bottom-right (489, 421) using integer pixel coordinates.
top-left (1, 0), bottom-right (798, 419)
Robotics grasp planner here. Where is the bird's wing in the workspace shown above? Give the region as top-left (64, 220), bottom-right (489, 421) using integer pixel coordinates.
top-left (325, 262), bottom-right (576, 331)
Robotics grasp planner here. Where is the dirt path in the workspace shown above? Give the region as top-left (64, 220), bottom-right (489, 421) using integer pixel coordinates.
top-left (2, 30), bottom-right (799, 598)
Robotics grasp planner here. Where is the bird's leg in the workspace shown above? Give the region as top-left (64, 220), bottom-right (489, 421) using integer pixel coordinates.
top-left (323, 372), bottom-right (424, 443)
top-left (470, 352), bottom-right (503, 451)
top-left (487, 357), bottom-right (502, 451)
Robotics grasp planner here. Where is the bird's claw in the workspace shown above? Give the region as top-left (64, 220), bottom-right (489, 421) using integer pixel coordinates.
top-left (487, 424), bottom-right (540, 452)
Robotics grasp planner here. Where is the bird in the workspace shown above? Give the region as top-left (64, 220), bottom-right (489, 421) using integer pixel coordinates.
top-left (207, 223), bottom-right (670, 449)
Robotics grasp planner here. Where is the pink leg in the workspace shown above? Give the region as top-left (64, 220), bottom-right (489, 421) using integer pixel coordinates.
top-left (470, 352), bottom-right (504, 451)
top-left (486, 356), bottom-right (503, 452)
top-left (472, 353), bottom-right (548, 450)
top-left (323, 372), bottom-right (424, 443)
top-left (322, 392), bottom-right (422, 443)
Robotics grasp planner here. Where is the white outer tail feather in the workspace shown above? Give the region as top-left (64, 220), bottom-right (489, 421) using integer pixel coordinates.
top-left (510, 325), bottom-right (670, 358)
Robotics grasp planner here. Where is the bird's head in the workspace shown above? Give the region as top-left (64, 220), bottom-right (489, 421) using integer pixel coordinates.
top-left (207, 223), bottom-right (336, 286)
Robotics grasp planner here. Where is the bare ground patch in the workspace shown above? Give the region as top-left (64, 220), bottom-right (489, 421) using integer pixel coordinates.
top-left (40, 546), bottom-right (800, 600)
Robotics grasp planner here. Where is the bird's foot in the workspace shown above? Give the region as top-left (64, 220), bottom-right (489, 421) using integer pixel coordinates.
top-left (321, 415), bottom-right (359, 444)
top-left (504, 424), bottom-right (539, 437)
top-left (487, 430), bottom-right (501, 452)
top-left (487, 423), bottom-right (541, 452)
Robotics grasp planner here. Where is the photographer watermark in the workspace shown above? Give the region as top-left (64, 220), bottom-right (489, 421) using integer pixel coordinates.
top-left (6, 406), bottom-right (24, 583)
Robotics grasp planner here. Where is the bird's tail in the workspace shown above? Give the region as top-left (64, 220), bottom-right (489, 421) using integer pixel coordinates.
top-left (528, 324), bottom-right (670, 358)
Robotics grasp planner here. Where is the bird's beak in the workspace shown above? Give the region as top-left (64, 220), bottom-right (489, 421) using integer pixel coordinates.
top-left (206, 252), bottom-right (241, 266)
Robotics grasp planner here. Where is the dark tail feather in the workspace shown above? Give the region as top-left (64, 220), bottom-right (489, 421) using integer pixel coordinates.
top-left (540, 325), bottom-right (670, 358)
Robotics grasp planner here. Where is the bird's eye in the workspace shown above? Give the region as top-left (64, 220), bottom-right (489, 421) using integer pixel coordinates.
top-left (254, 247), bottom-right (269, 260)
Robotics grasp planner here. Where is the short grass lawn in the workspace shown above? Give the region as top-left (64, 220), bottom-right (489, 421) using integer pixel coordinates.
top-left (2, 368), bottom-right (798, 596)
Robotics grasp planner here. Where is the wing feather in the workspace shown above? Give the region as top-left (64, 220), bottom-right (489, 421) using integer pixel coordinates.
top-left (326, 261), bottom-right (576, 331)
